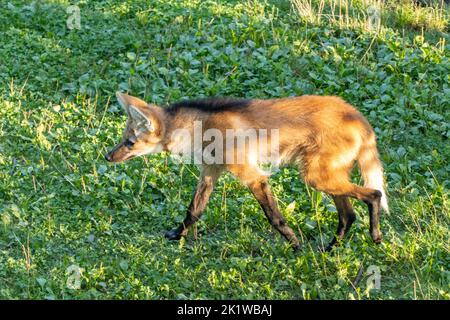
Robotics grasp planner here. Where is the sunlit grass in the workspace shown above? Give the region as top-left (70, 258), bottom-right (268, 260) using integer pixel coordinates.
top-left (291, 0), bottom-right (449, 34)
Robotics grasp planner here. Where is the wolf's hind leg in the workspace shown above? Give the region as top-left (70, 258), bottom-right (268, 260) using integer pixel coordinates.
top-left (307, 177), bottom-right (382, 247)
top-left (324, 196), bottom-right (356, 251)
top-left (165, 166), bottom-right (223, 240)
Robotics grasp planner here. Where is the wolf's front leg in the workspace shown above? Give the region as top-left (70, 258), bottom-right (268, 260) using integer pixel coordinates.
top-left (165, 166), bottom-right (223, 240)
top-left (247, 177), bottom-right (300, 250)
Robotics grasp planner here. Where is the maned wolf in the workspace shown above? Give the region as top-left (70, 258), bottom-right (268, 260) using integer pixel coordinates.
top-left (106, 92), bottom-right (388, 251)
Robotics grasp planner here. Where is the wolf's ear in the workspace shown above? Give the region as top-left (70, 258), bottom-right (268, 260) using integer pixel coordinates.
top-left (116, 92), bottom-right (163, 136)
top-left (116, 92), bottom-right (148, 113)
top-left (116, 92), bottom-right (128, 112)
top-left (128, 105), bottom-right (154, 133)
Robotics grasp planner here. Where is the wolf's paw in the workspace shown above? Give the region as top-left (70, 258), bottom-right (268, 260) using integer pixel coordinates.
top-left (373, 235), bottom-right (382, 244)
top-left (372, 231), bottom-right (382, 244)
top-left (164, 229), bottom-right (182, 241)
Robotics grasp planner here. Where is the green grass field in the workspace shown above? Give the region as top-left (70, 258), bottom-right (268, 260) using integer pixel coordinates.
top-left (0, 0), bottom-right (449, 299)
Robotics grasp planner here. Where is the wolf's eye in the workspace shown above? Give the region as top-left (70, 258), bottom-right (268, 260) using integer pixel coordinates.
top-left (124, 138), bottom-right (135, 149)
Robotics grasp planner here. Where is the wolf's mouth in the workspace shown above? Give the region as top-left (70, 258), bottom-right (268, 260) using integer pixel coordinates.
top-left (121, 153), bottom-right (135, 162)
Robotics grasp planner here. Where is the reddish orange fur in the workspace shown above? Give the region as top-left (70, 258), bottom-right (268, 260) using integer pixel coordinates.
top-left (106, 93), bottom-right (388, 250)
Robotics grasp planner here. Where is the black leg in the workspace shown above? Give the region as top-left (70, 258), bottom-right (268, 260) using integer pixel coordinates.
top-left (247, 178), bottom-right (300, 250)
top-left (367, 194), bottom-right (382, 243)
top-left (165, 167), bottom-right (221, 240)
top-left (325, 196), bottom-right (356, 251)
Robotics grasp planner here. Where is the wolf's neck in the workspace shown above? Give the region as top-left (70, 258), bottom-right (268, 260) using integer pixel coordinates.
top-left (161, 109), bottom-right (202, 154)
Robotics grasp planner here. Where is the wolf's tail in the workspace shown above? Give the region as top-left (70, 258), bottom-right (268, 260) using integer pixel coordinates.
top-left (357, 140), bottom-right (389, 213)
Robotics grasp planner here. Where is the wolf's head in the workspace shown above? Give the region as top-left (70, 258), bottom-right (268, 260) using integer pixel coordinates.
top-left (105, 92), bottom-right (165, 163)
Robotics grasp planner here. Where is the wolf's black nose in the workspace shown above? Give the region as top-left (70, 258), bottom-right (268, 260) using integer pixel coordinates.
top-left (105, 154), bottom-right (111, 162)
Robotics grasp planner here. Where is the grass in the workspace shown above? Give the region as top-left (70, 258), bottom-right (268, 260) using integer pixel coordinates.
top-left (290, 0), bottom-right (449, 34)
top-left (0, 0), bottom-right (449, 299)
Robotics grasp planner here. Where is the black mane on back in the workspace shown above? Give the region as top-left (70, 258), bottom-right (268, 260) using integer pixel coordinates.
top-left (166, 97), bottom-right (251, 114)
